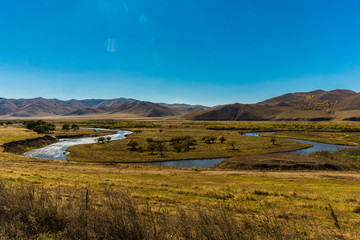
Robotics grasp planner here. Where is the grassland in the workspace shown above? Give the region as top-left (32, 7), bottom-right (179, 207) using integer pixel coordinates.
top-left (1, 155), bottom-right (360, 239)
top-left (0, 125), bottom-right (42, 145)
top-left (1, 121), bottom-right (360, 239)
top-left (67, 128), bottom-right (310, 163)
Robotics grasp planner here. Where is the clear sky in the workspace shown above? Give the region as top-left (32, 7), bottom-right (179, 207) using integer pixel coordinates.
top-left (0, 0), bottom-right (360, 106)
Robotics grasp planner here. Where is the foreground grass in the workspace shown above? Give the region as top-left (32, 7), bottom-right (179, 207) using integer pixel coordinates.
top-left (1, 154), bottom-right (360, 239)
top-left (67, 128), bottom-right (310, 163)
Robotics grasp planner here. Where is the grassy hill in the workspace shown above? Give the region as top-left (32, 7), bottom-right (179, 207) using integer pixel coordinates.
top-left (186, 89), bottom-right (360, 121)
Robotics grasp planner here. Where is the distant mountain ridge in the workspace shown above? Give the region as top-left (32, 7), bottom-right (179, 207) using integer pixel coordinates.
top-left (185, 89), bottom-right (360, 121)
top-left (0, 97), bottom-right (209, 118)
top-left (1, 89), bottom-right (360, 120)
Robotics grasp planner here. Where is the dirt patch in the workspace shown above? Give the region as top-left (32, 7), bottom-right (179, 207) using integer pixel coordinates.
top-left (1, 135), bottom-right (58, 154)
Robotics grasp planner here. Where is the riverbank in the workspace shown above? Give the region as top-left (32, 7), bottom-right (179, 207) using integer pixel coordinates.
top-left (0, 126), bottom-right (117, 155)
top-left (2, 135), bottom-right (58, 154)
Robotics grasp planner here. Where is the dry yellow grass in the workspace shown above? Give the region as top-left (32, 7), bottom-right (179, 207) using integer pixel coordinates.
top-left (0, 125), bottom-right (43, 145)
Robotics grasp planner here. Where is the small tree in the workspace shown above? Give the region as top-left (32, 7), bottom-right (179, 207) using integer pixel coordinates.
top-left (62, 124), bottom-right (70, 131)
top-left (137, 146), bottom-right (144, 152)
top-left (270, 137), bottom-right (276, 145)
top-left (146, 142), bottom-right (157, 155)
top-left (202, 136), bottom-right (211, 144)
top-left (227, 139), bottom-right (236, 150)
top-left (218, 136), bottom-right (226, 144)
top-left (46, 123), bottom-right (56, 132)
top-left (106, 137), bottom-right (111, 143)
top-left (173, 144), bottom-right (183, 153)
top-left (127, 140), bottom-right (139, 151)
top-left (157, 142), bottom-right (166, 156)
top-left (71, 124), bottom-right (79, 131)
top-left (96, 137), bottom-right (106, 144)
top-left (33, 125), bottom-right (47, 134)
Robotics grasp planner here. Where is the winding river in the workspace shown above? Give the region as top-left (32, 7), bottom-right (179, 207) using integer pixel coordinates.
top-left (244, 132), bottom-right (354, 155)
top-left (22, 129), bottom-right (132, 161)
top-left (22, 129), bottom-right (354, 168)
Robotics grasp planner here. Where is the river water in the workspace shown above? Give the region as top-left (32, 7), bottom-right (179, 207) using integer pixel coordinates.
top-left (244, 132), bottom-right (354, 155)
top-left (22, 129), bottom-right (131, 161)
top-left (22, 130), bottom-right (354, 168)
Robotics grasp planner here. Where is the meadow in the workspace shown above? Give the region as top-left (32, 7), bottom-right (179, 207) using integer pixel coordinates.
top-left (67, 127), bottom-right (310, 163)
top-left (1, 121), bottom-right (360, 239)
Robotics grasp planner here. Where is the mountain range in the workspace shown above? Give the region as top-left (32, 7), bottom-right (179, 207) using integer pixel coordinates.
top-left (185, 89), bottom-right (360, 121)
top-left (0, 89), bottom-right (359, 121)
top-left (0, 97), bottom-right (209, 118)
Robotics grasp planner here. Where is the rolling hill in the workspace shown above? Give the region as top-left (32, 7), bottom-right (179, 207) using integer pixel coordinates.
top-left (185, 89), bottom-right (360, 121)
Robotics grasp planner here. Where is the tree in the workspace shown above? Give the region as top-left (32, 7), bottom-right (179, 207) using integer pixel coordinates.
top-left (157, 142), bottom-right (166, 156)
top-left (270, 137), bottom-right (276, 145)
top-left (227, 139), bottom-right (236, 150)
top-left (146, 142), bottom-right (157, 155)
top-left (62, 124), bottom-right (70, 131)
top-left (25, 120), bottom-right (55, 134)
top-left (173, 144), bottom-right (183, 153)
top-left (96, 137), bottom-right (106, 144)
top-left (202, 136), bottom-right (211, 144)
top-left (106, 137), bottom-right (111, 143)
top-left (127, 140), bottom-right (139, 151)
top-left (33, 125), bottom-right (47, 134)
top-left (71, 124), bottom-right (79, 131)
top-left (218, 136), bottom-right (226, 144)
top-left (137, 146), bottom-right (144, 152)
top-left (47, 123), bottom-right (56, 132)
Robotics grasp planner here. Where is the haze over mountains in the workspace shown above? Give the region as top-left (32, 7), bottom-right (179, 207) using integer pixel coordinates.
top-left (0, 89), bottom-right (360, 120)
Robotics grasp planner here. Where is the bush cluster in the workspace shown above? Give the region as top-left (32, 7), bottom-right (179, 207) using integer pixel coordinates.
top-left (24, 120), bottom-right (56, 134)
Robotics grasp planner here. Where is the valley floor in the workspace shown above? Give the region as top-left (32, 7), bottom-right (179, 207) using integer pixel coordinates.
top-left (1, 122), bottom-right (360, 239)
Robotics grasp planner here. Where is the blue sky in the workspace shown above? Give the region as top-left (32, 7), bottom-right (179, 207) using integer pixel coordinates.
top-left (0, 0), bottom-right (360, 106)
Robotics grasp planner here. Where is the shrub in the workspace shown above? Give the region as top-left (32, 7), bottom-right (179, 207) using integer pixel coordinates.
top-left (96, 137), bottom-right (106, 144)
top-left (127, 140), bottom-right (139, 151)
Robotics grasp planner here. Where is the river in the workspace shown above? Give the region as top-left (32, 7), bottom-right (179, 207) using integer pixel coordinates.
top-left (22, 129), bottom-right (354, 168)
top-left (22, 129), bottom-right (132, 161)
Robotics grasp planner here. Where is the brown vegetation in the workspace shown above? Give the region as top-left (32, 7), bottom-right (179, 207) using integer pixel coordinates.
top-left (0, 182), bottom-right (354, 240)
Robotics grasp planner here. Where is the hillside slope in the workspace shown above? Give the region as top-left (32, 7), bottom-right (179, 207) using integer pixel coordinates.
top-left (186, 89), bottom-right (360, 121)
